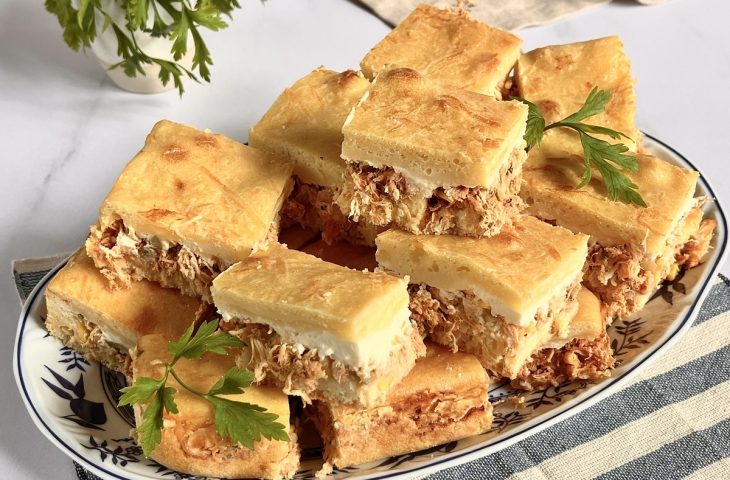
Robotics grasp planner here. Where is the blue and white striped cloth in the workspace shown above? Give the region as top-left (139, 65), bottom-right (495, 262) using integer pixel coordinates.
top-left (13, 258), bottom-right (730, 480)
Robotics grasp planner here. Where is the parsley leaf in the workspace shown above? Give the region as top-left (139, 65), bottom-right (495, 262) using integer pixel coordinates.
top-left (166, 321), bottom-right (197, 359)
top-left (208, 367), bottom-right (255, 396)
top-left (560, 87), bottom-right (611, 123)
top-left (161, 386), bottom-right (179, 414)
top-left (119, 321), bottom-right (283, 458)
top-left (45, 0), bottom-right (91, 51)
top-left (513, 88), bottom-right (646, 207)
top-left (137, 390), bottom-right (164, 456)
top-left (205, 396), bottom-right (290, 450)
top-left (578, 132), bottom-right (646, 206)
top-left (119, 377), bottom-right (165, 406)
top-left (516, 97), bottom-right (545, 149)
top-left (168, 319), bottom-right (244, 361)
top-left (169, 6), bottom-right (191, 62)
top-left (553, 122), bottom-right (631, 141)
top-left (127, 0), bottom-right (150, 32)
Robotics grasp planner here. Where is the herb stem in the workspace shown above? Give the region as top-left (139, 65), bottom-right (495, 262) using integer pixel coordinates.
top-left (168, 366), bottom-right (207, 399)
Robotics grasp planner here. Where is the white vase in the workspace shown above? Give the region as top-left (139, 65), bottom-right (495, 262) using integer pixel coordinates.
top-left (89, 1), bottom-right (193, 94)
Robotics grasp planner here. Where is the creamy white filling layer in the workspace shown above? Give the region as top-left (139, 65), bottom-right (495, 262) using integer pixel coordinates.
top-left (394, 265), bottom-right (582, 327)
top-left (219, 303), bottom-right (413, 375)
top-left (114, 224), bottom-right (228, 271)
top-left (99, 328), bottom-right (134, 352)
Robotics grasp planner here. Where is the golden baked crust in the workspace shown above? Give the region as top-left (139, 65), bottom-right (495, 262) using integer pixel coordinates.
top-left (45, 249), bottom-right (206, 374)
top-left (47, 249), bottom-right (204, 348)
top-left (212, 245), bottom-right (409, 341)
top-left (310, 345), bottom-right (492, 468)
top-left (376, 216), bottom-right (588, 326)
top-left (522, 149), bottom-right (699, 254)
top-left (342, 67), bottom-right (528, 188)
top-left (96, 120), bottom-right (293, 265)
top-left (515, 36), bottom-right (639, 151)
top-left (132, 334), bottom-right (299, 479)
top-left (249, 68), bottom-right (369, 187)
top-left (361, 5), bottom-right (521, 97)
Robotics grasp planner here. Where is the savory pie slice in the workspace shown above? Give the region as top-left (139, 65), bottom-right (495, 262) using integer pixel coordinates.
top-left (338, 67), bottom-right (528, 238)
top-left (522, 143), bottom-right (715, 320)
top-left (85, 120), bottom-right (294, 302)
top-left (514, 36), bottom-right (639, 152)
top-left (131, 334), bottom-right (300, 479)
top-left (211, 245), bottom-right (425, 406)
top-left (376, 216), bottom-right (589, 379)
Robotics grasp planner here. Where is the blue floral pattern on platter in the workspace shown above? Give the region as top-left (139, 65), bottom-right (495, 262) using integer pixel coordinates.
top-left (12, 138), bottom-right (729, 479)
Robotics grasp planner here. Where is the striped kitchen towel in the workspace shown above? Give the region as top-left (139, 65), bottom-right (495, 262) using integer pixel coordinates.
top-left (359, 0), bottom-right (665, 31)
top-left (12, 258), bottom-right (730, 479)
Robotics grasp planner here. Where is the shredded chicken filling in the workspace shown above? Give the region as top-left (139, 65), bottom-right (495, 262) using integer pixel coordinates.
top-left (338, 148), bottom-right (525, 237)
top-left (282, 177), bottom-right (380, 245)
top-left (86, 219), bottom-right (228, 302)
top-left (46, 312), bottom-right (130, 376)
top-left (512, 334), bottom-right (614, 391)
top-left (676, 219), bottom-right (716, 270)
top-left (583, 242), bottom-right (648, 320)
top-left (583, 200), bottom-right (713, 319)
top-left (408, 279), bottom-right (581, 378)
top-left (220, 321), bottom-right (424, 404)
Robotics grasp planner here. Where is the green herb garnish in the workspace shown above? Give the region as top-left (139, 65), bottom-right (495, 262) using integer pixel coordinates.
top-left (119, 319), bottom-right (289, 456)
top-left (515, 88), bottom-right (646, 207)
top-left (44, 0), bottom-right (246, 96)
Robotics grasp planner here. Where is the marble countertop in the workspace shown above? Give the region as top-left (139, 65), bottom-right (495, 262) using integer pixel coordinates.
top-left (2, 0), bottom-right (729, 478)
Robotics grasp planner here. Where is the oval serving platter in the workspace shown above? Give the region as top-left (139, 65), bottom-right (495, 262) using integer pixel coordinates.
top-left (14, 135), bottom-right (729, 480)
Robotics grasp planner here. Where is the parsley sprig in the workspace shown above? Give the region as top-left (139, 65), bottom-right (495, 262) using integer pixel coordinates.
top-left (119, 319), bottom-right (289, 456)
top-left (44, 1), bottom-right (245, 95)
top-left (515, 88), bottom-right (646, 207)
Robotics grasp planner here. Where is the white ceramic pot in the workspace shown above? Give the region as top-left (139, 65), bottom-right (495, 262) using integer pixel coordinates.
top-left (89, 1), bottom-right (193, 94)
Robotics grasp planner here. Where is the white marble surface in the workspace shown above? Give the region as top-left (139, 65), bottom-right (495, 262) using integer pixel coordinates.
top-left (1, 0), bottom-right (729, 478)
